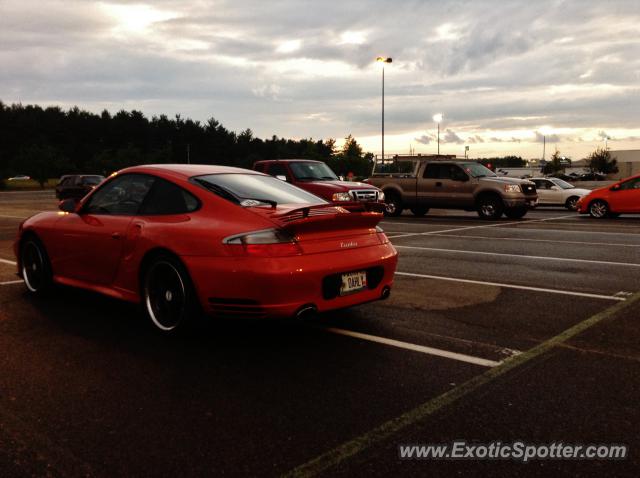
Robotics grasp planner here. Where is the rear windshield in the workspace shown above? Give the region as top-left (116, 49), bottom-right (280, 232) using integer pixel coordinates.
top-left (82, 176), bottom-right (104, 185)
top-left (194, 173), bottom-right (326, 206)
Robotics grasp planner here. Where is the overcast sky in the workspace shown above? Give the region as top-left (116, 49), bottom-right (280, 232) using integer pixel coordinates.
top-left (1, 0), bottom-right (639, 159)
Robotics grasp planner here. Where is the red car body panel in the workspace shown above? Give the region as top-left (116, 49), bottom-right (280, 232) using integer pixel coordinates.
top-left (14, 164), bottom-right (398, 318)
top-left (254, 159), bottom-right (384, 212)
top-left (577, 174), bottom-right (640, 214)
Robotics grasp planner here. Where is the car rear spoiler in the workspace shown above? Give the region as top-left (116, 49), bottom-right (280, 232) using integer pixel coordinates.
top-left (272, 205), bottom-right (383, 234)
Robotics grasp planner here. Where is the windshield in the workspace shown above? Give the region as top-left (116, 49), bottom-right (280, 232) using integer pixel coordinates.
top-left (462, 163), bottom-right (497, 178)
top-left (550, 178), bottom-right (575, 189)
top-left (194, 173), bottom-right (326, 206)
top-left (83, 176), bottom-right (104, 185)
top-left (289, 162), bottom-right (338, 181)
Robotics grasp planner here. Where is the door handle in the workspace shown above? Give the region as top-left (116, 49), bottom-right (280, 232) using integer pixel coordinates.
top-left (436, 182), bottom-right (443, 187)
top-left (111, 232), bottom-right (121, 239)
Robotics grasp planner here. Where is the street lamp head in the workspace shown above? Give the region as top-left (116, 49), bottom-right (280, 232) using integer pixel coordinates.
top-left (376, 56), bottom-right (392, 64)
top-left (432, 113), bottom-right (443, 123)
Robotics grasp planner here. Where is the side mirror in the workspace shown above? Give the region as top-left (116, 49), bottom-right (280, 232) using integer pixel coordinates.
top-left (275, 175), bottom-right (287, 182)
top-left (550, 185), bottom-right (560, 191)
top-left (58, 198), bottom-right (78, 213)
top-left (610, 184), bottom-right (621, 191)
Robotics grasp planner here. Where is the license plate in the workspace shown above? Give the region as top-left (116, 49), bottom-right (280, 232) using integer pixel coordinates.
top-left (340, 271), bottom-right (368, 296)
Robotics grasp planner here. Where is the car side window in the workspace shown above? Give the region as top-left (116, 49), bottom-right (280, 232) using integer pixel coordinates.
top-left (448, 165), bottom-right (467, 181)
top-left (139, 178), bottom-right (200, 215)
top-left (619, 178), bottom-right (640, 190)
top-left (267, 163), bottom-right (291, 180)
top-left (424, 164), bottom-right (441, 179)
top-left (535, 180), bottom-right (551, 189)
top-left (83, 174), bottom-right (155, 215)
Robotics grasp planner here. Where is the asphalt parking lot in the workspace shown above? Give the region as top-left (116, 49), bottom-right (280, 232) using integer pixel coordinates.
top-left (1, 190), bottom-right (639, 477)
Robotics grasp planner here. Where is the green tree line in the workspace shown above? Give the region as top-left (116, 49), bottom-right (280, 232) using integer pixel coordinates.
top-left (0, 102), bottom-right (374, 186)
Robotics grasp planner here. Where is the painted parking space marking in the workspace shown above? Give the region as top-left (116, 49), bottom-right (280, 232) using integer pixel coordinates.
top-left (284, 291), bottom-right (640, 478)
top-left (409, 232), bottom-right (640, 248)
top-left (324, 327), bottom-right (501, 367)
top-left (0, 280), bottom-right (22, 286)
top-left (0, 258), bottom-right (17, 266)
top-left (385, 214), bottom-right (576, 239)
top-left (394, 245), bottom-right (640, 268)
top-left (395, 271), bottom-right (627, 301)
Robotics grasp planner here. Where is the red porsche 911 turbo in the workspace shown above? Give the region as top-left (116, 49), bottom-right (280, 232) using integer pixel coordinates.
top-left (14, 164), bottom-right (398, 333)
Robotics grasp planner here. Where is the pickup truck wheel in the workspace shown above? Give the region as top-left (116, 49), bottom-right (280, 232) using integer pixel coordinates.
top-left (410, 207), bottom-right (429, 217)
top-left (384, 192), bottom-right (403, 217)
top-left (504, 207), bottom-right (527, 219)
top-left (565, 196), bottom-right (580, 211)
top-left (476, 196), bottom-right (504, 220)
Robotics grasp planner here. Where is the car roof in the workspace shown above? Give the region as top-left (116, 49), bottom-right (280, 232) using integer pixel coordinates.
top-left (254, 159), bottom-right (321, 164)
top-left (117, 164), bottom-right (263, 179)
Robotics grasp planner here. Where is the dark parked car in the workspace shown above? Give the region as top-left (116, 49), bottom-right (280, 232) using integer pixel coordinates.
top-left (55, 175), bottom-right (105, 199)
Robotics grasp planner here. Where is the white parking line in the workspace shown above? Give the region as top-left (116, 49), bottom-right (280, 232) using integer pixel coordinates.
top-left (325, 327), bottom-right (501, 367)
top-left (0, 280), bottom-right (22, 286)
top-left (385, 215), bottom-right (576, 239)
top-left (408, 232), bottom-right (640, 248)
top-left (395, 271), bottom-right (627, 301)
top-left (0, 214), bottom-right (28, 219)
top-left (0, 258), bottom-right (17, 266)
top-left (394, 245), bottom-right (640, 268)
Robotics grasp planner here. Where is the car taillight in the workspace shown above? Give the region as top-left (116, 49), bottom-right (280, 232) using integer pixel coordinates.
top-left (224, 229), bottom-right (302, 257)
top-left (375, 225), bottom-right (389, 244)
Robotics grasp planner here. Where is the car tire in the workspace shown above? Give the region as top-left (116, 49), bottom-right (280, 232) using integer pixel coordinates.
top-left (142, 254), bottom-right (200, 334)
top-left (383, 192), bottom-right (404, 217)
top-left (588, 200), bottom-right (609, 219)
top-left (565, 196), bottom-right (580, 211)
top-left (504, 207), bottom-right (527, 219)
top-left (410, 206), bottom-right (429, 217)
top-left (20, 237), bottom-right (53, 295)
top-left (476, 195), bottom-right (504, 220)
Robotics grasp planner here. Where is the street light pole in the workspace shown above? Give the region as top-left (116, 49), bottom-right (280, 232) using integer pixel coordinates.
top-left (376, 57), bottom-right (392, 160)
top-left (432, 113), bottom-right (443, 155)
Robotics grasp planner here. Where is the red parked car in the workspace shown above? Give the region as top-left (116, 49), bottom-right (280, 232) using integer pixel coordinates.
top-left (254, 159), bottom-right (385, 212)
top-left (577, 173), bottom-right (640, 218)
top-left (14, 164), bottom-right (398, 333)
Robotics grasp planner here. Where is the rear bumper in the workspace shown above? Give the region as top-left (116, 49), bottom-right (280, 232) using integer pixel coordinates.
top-left (182, 243), bottom-right (398, 318)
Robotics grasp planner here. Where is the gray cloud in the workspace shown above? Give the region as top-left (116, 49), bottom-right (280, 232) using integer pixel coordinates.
top-left (1, 0), bottom-right (639, 156)
top-left (415, 134), bottom-right (435, 145)
top-left (443, 129), bottom-right (464, 144)
top-left (534, 131), bottom-right (560, 143)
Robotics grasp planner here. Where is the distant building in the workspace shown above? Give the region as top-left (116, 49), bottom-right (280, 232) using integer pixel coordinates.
top-left (609, 150), bottom-right (640, 179)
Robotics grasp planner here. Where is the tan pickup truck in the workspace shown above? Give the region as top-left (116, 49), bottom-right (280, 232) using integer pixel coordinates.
top-left (364, 156), bottom-right (538, 219)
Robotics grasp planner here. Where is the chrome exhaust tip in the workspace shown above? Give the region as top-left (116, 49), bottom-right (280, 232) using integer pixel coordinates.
top-left (381, 286), bottom-right (391, 300)
top-left (296, 304), bottom-right (318, 319)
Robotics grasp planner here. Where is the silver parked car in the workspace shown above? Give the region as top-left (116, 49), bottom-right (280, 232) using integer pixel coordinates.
top-left (531, 177), bottom-right (591, 210)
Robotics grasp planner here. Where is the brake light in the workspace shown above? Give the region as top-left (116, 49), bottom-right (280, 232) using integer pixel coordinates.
top-left (375, 225), bottom-right (389, 244)
top-left (224, 229), bottom-right (302, 257)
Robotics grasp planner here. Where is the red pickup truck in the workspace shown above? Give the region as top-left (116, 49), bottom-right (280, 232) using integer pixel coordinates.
top-left (253, 159), bottom-right (385, 211)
